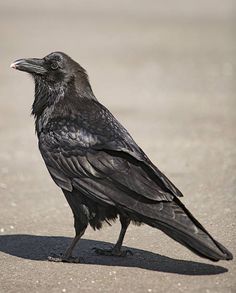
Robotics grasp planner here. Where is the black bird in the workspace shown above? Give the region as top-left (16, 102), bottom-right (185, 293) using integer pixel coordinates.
top-left (11, 52), bottom-right (233, 263)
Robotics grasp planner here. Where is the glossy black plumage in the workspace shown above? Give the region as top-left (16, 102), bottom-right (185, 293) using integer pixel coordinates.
top-left (11, 52), bottom-right (233, 262)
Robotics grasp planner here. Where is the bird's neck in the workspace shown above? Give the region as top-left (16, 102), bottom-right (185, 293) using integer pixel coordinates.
top-left (32, 79), bottom-right (65, 134)
top-left (32, 75), bottom-right (96, 134)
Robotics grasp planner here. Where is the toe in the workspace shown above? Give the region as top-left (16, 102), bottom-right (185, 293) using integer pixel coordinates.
top-left (62, 256), bottom-right (80, 263)
top-left (48, 253), bottom-right (81, 263)
top-left (48, 254), bottom-right (63, 262)
top-left (93, 247), bottom-right (133, 257)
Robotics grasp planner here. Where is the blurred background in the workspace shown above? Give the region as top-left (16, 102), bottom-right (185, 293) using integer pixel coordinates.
top-left (0, 1), bottom-right (235, 292)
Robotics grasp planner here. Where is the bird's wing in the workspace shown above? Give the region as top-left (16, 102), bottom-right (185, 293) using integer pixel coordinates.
top-left (87, 102), bottom-right (183, 198)
top-left (39, 101), bottom-right (182, 205)
top-left (42, 144), bottom-right (174, 203)
top-left (94, 130), bottom-right (183, 198)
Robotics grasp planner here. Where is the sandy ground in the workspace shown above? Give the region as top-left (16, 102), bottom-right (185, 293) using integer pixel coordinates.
top-left (0, 1), bottom-right (235, 292)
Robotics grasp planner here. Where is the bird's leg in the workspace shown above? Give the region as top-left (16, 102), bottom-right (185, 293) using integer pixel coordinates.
top-left (48, 191), bottom-right (89, 263)
top-left (63, 228), bottom-right (86, 262)
top-left (48, 227), bottom-right (86, 263)
top-left (48, 205), bottom-right (88, 264)
top-left (94, 215), bottom-right (132, 257)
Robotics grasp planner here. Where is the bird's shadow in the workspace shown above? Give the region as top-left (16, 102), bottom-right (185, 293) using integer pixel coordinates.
top-left (0, 234), bottom-right (228, 275)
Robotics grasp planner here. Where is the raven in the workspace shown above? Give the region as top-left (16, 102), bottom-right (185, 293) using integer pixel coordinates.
top-left (11, 52), bottom-right (233, 263)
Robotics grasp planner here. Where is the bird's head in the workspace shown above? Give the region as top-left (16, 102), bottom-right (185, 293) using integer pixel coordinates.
top-left (11, 51), bottom-right (87, 85)
top-left (11, 52), bottom-right (95, 120)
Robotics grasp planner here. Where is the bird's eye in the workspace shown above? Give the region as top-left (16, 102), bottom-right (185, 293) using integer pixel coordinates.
top-left (51, 62), bottom-right (59, 70)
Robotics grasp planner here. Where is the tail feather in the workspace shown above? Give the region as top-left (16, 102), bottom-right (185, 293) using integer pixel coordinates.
top-left (143, 198), bottom-right (233, 261)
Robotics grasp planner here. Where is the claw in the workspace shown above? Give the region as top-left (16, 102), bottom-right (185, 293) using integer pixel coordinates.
top-left (48, 253), bottom-right (81, 263)
top-left (48, 252), bottom-right (64, 262)
top-left (93, 247), bottom-right (133, 257)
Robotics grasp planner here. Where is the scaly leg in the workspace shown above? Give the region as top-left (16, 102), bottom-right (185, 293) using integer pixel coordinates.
top-left (48, 226), bottom-right (86, 263)
top-left (48, 190), bottom-right (88, 263)
top-left (94, 215), bottom-right (132, 256)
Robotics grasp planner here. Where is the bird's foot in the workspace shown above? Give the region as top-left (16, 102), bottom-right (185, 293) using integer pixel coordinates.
top-left (48, 253), bottom-right (81, 263)
top-left (93, 247), bottom-right (133, 257)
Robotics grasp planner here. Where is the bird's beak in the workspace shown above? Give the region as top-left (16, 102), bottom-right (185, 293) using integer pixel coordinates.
top-left (10, 58), bottom-right (47, 75)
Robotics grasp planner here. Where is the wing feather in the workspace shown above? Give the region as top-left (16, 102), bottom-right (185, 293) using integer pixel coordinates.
top-left (43, 147), bottom-right (174, 204)
top-left (39, 99), bottom-right (183, 208)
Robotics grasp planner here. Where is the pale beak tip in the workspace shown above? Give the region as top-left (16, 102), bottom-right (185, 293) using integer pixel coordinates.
top-left (10, 62), bottom-right (17, 69)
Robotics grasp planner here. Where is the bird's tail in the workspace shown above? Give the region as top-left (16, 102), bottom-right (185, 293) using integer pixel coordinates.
top-left (143, 199), bottom-right (233, 261)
